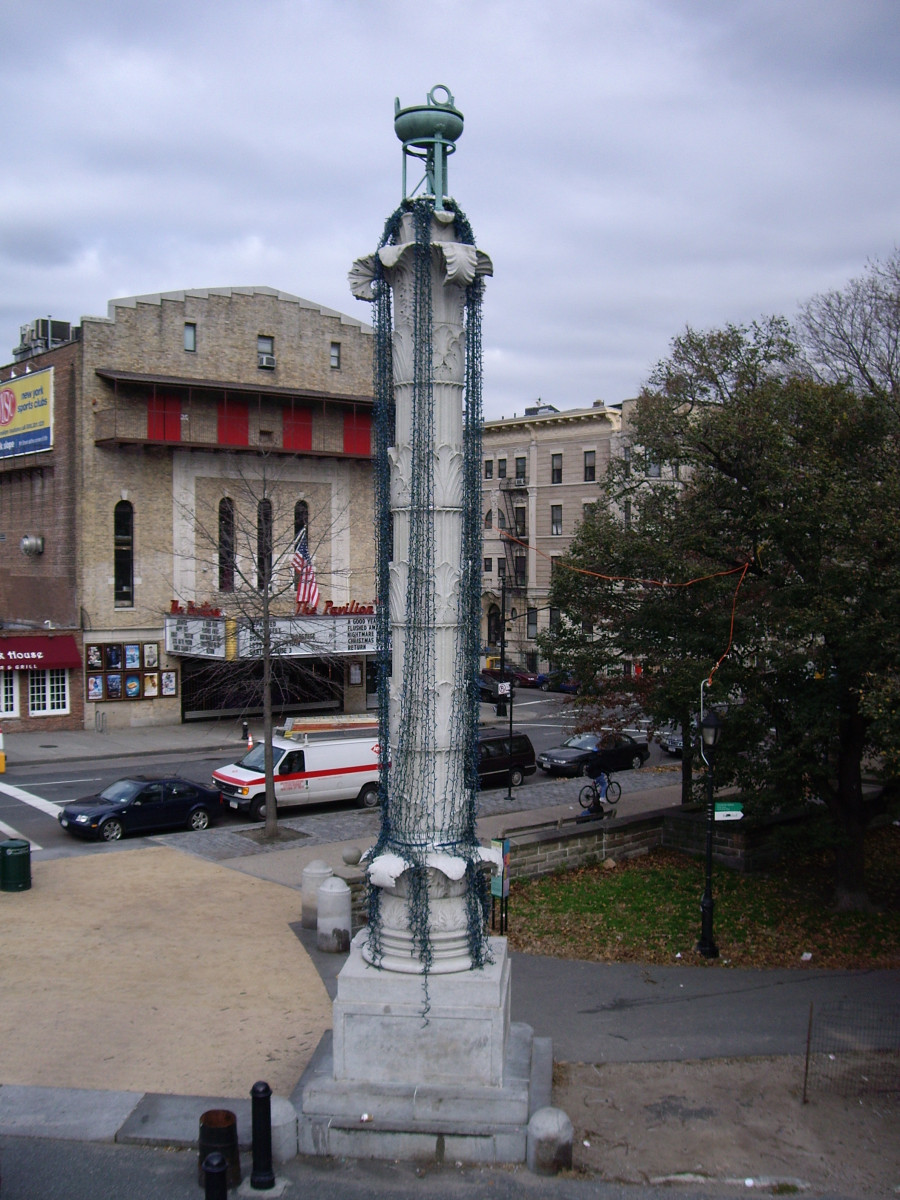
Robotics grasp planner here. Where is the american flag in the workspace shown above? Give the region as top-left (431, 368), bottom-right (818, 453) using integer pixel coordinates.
top-left (292, 530), bottom-right (320, 611)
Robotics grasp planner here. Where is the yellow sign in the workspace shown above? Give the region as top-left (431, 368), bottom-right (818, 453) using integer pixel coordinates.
top-left (0, 367), bottom-right (53, 459)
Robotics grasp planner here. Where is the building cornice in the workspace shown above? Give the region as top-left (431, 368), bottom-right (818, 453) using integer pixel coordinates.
top-left (484, 406), bottom-right (622, 433)
top-left (94, 368), bottom-right (373, 408)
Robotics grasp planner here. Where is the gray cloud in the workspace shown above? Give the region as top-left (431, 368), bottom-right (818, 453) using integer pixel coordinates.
top-left (1, 0), bottom-right (897, 415)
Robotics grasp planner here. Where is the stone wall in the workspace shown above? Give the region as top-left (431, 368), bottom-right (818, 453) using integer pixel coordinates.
top-left (503, 803), bottom-right (833, 882)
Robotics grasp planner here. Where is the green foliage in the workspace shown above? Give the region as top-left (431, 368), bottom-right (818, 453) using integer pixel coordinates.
top-left (542, 270), bottom-right (900, 902)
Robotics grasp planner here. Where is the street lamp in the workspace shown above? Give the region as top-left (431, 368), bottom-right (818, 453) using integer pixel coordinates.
top-left (697, 709), bottom-right (724, 959)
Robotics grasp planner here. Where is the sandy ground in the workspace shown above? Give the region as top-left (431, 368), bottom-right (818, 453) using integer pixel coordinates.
top-left (3, 843), bottom-right (898, 1196)
top-left (0, 846), bottom-right (332, 1097)
top-left (555, 1057), bottom-right (900, 1196)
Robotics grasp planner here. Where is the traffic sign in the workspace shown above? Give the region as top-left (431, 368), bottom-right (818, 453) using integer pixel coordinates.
top-left (715, 800), bottom-right (744, 822)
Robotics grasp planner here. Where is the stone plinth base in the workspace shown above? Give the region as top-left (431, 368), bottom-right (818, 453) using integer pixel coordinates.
top-left (334, 931), bottom-right (510, 1087)
top-left (294, 934), bottom-right (553, 1164)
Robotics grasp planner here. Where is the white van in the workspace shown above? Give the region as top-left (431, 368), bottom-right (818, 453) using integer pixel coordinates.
top-left (213, 733), bottom-right (380, 820)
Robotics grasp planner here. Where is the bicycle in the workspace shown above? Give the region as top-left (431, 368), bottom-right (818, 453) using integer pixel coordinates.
top-left (577, 772), bottom-right (621, 815)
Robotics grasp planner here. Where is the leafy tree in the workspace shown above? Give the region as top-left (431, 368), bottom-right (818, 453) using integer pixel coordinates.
top-left (544, 314), bottom-right (900, 910)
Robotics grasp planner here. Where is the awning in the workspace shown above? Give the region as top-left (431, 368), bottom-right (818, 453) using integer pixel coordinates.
top-left (0, 634), bottom-right (82, 670)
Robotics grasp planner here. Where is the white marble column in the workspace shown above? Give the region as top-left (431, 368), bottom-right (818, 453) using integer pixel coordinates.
top-left (350, 209), bottom-right (494, 972)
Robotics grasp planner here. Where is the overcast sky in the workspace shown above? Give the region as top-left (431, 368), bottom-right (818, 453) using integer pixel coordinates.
top-left (2, 0), bottom-right (897, 419)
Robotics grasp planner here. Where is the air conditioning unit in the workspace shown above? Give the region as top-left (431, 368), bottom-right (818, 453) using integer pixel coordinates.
top-left (258, 354), bottom-right (276, 369)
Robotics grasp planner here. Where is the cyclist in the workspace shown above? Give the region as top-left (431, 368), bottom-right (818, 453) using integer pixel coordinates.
top-left (582, 749), bottom-right (609, 812)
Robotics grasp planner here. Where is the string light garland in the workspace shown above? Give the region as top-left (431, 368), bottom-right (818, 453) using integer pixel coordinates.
top-left (366, 196), bottom-right (490, 977)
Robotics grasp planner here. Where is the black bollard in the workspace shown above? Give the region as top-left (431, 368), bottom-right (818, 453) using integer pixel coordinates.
top-left (202, 1151), bottom-right (228, 1200)
top-left (250, 1080), bottom-right (276, 1190)
top-left (241, 720), bottom-right (249, 741)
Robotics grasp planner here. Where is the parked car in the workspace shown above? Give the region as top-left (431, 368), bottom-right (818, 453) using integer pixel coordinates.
top-left (537, 731), bottom-right (650, 777)
top-left (478, 730), bottom-right (536, 787)
top-left (659, 724), bottom-right (684, 756)
top-left (478, 671), bottom-right (509, 702)
top-left (58, 777), bottom-right (222, 841)
top-left (536, 670), bottom-right (580, 693)
top-left (482, 666), bottom-right (540, 688)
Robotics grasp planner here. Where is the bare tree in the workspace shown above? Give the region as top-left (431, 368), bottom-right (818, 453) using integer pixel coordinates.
top-left (167, 452), bottom-right (358, 839)
top-left (799, 248), bottom-right (900, 411)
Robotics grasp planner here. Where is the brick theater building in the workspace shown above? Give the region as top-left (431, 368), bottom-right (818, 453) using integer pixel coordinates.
top-left (0, 287), bottom-right (376, 731)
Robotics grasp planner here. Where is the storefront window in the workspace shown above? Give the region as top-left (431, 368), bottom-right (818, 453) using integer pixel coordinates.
top-left (29, 669), bottom-right (69, 716)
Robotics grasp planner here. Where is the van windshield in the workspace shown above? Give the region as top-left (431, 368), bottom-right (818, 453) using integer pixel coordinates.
top-left (238, 744), bottom-right (269, 771)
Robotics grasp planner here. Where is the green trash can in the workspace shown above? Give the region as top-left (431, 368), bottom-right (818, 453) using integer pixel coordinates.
top-left (0, 839), bottom-right (31, 892)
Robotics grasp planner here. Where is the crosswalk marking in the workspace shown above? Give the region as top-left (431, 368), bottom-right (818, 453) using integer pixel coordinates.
top-left (0, 781), bottom-right (63, 816)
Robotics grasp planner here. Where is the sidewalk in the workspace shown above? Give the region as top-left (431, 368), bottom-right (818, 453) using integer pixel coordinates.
top-left (1, 722), bottom-right (898, 1196)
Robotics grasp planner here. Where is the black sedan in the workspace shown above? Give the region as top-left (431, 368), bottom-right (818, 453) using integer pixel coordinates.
top-left (536, 732), bottom-right (650, 777)
top-left (58, 777), bottom-right (222, 842)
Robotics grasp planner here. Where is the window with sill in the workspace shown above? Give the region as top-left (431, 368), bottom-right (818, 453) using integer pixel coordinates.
top-left (184, 323), bottom-right (197, 352)
top-left (29, 668), bottom-right (69, 716)
top-left (551, 504), bottom-right (563, 535)
top-left (584, 450), bottom-right (595, 481)
top-left (484, 460), bottom-right (493, 479)
top-left (551, 453), bottom-right (562, 484)
top-left (330, 342), bottom-right (341, 369)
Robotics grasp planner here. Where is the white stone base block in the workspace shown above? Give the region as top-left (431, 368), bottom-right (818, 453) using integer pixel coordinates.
top-left (294, 934), bottom-right (553, 1164)
top-left (333, 931), bottom-right (510, 1087)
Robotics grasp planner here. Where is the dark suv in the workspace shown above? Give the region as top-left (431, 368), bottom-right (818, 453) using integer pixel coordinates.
top-left (478, 730), bottom-right (536, 787)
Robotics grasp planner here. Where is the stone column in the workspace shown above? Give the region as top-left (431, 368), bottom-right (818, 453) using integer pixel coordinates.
top-left (350, 208), bottom-right (494, 974)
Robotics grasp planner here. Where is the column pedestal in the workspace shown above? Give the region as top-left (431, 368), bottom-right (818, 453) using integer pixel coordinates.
top-left (295, 933), bottom-right (552, 1163)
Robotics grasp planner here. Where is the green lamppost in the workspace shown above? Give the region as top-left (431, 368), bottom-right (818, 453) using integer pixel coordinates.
top-left (697, 709), bottom-right (724, 959)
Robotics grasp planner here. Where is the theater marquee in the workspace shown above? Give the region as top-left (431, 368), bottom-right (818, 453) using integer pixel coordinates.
top-left (164, 613), bottom-right (377, 660)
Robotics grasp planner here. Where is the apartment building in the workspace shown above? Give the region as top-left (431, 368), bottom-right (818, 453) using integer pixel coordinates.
top-left (0, 287), bottom-right (376, 731)
top-left (481, 401), bottom-right (621, 672)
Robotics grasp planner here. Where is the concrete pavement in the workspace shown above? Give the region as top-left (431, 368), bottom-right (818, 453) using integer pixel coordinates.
top-left (1, 719), bottom-right (897, 1196)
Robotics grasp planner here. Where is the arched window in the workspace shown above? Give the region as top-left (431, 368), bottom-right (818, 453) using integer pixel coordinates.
top-left (294, 500), bottom-right (308, 547)
top-left (257, 499), bottom-right (273, 591)
top-left (218, 498), bottom-right (235, 592)
top-left (114, 500), bottom-right (133, 607)
top-left (487, 604), bottom-right (502, 645)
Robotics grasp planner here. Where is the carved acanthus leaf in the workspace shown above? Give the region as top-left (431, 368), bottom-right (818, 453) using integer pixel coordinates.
top-left (348, 255), bottom-right (377, 301)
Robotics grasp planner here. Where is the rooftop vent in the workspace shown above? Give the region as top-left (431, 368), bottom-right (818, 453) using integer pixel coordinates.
top-left (13, 319), bottom-right (72, 362)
